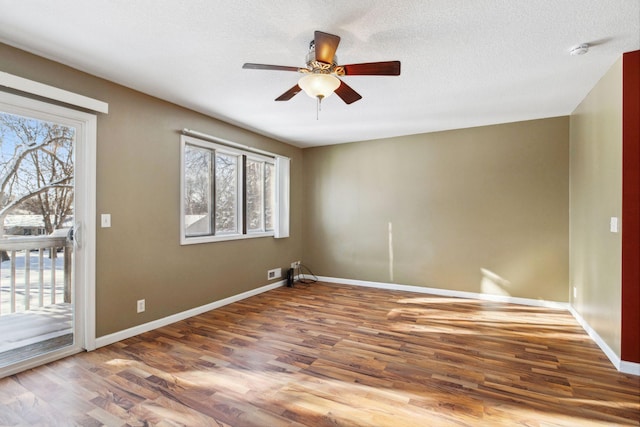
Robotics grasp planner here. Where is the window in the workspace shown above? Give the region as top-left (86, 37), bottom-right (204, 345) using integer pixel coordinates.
top-left (246, 158), bottom-right (276, 232)
top-left (180, 134), bottom-right (288, 244)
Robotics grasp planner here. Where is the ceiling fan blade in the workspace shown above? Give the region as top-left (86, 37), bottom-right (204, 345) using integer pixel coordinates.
top-left (314, 31), bottom-right (340, 64)
top-left (334, 79), bottom-right (362, 104)
top-left (341, 61), bottom-right (401, 76)
top-left (243, 63), bottom-right (301, 72)
top-left (275, 84), bottom-right (302, 101)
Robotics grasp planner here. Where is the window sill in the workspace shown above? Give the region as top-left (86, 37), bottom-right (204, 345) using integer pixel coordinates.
top-left (181, 231), bottom-right (274, 245)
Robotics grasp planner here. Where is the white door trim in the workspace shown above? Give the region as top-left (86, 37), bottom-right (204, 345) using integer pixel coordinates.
top-left (0, 71), bottom-right (108, 114)
top-left (0, 91), bottom-right (98, 376)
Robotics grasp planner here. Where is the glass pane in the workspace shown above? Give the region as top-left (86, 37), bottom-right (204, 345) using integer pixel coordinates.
top-left (246, 159), bottom-right (264, 232)
top-left (265, 162), bottom-right (276, 231)
top-left (215, 153), bottom-right (238, 233)
top-left (183, 145), bottom-right (211, 236)
top-left (0, 109), bottom-right (76, 367)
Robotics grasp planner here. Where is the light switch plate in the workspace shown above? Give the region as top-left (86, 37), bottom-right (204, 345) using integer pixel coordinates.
top-left (610, 217), bottom-right (618, 233)
top-left (101, 213), bottom-right (111, 228)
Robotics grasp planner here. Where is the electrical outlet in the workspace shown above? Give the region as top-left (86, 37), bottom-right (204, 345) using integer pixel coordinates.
top-left (268, 268), bottom-right (282, 280)
top-left (573, 287), bottom-right (577, 299)
top-left (137, 299), bottom-right (145, 313)
top-left (291, 261), bottom-right (300, 269)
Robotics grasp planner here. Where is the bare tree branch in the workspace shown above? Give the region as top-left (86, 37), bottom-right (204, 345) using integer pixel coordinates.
top-left (0, 179), bottom-right (73, 224)
top-left (0, 115), bottom-right (74, 234)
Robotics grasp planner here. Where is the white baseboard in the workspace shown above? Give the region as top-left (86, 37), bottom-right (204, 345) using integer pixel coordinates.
top-left (318, 276), bottom-right (639, 376)
top-left (567, 305), bottom-right (640, 376)
top-left (567, 305), bottom-right (622, 370)
top-left (620, 360), bottom-right (640, 376)
top-left (94, 280), bottom-right (285, 349)
top-left (317, 276), bottom-right (569, 309)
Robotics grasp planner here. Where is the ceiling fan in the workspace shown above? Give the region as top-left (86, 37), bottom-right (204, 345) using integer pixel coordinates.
top-left (243, 31), bottom-right (401, 106)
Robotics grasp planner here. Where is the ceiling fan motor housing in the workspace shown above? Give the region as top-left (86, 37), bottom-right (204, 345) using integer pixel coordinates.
top-left (306, 43), bottom-right (338, 74)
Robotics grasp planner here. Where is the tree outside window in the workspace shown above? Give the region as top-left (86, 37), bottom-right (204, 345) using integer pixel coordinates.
top-left (0, 112), bottom-right (74, 236)
top-left (181, 137), bottom-right (278, 243)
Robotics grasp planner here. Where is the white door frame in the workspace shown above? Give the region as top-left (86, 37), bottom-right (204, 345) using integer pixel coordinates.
top-left (0, 90), bottom-right (97, 377)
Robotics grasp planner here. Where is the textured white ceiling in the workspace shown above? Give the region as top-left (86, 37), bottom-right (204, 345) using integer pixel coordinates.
top-left (0, 0), bottom-right (638, 147)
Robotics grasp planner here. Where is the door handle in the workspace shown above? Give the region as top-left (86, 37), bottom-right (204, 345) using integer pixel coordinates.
top-left (73, 222), bottom-right (83, 249)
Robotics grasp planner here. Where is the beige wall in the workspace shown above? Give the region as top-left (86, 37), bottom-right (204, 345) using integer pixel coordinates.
top-left (569, 58), bottom-right (623, 355)
top-left (303, 118), bottom-right (570, 301)
top-left (0, 43), bottom-right (304, 337)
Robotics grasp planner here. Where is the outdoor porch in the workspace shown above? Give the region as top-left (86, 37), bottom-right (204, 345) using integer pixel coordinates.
top-left (0, 236), bottom-right (73, 368)
top-left (0, 303), bottom-right (72, 368)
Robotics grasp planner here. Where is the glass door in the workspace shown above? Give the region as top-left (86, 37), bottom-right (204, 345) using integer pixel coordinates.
top-left (0, 91), bottom-right (95, 377)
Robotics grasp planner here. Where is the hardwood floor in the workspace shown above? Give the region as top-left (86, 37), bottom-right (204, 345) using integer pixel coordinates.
top-left (0, 282), bottom-right (638, 426)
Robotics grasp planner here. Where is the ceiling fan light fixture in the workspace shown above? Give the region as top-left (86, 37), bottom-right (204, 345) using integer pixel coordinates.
top-left (298, 74), bottom-right (340, 99)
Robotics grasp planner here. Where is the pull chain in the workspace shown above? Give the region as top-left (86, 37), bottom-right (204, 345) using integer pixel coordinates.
top-left (316, 95), bottom-right (325, 120)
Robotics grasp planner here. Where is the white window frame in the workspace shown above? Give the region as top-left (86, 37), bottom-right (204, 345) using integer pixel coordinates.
top-left (180, 134), bottom-right (289, 244)
top-left (212, 147), bottom-right (244, 237)
top-left (245, 154), bottom-right (277, 235)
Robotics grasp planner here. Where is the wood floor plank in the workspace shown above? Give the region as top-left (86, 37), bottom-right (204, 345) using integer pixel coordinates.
top-left (0, 282), bottom-right (638, 426)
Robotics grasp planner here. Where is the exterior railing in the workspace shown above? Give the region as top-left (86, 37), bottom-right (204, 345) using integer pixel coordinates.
top-left (0, 236), bottom-right (71, 316)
